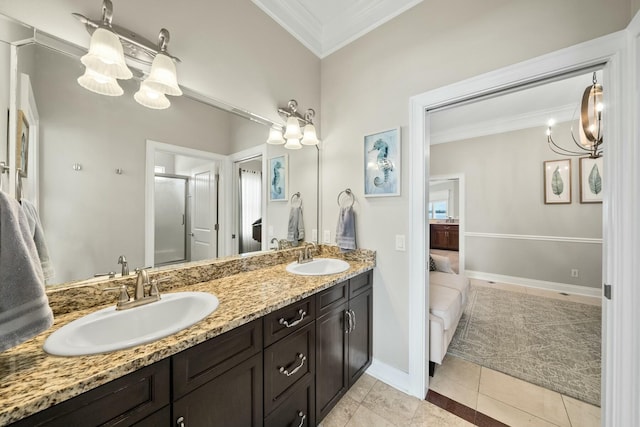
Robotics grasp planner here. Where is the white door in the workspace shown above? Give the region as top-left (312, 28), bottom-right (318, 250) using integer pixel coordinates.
top-left (190, 163), bottom-right (218, 261)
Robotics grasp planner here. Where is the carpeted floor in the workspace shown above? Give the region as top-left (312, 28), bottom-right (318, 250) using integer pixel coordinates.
top-left (447, 284), bottom-right (601, 406)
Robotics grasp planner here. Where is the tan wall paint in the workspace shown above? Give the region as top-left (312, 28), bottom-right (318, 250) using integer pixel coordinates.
top-left (320, 0), bottom-right (629, 372)
top-left (431, 123), bottom-right (602, 288)
top-left (0, 0), bottom-right (321, 125)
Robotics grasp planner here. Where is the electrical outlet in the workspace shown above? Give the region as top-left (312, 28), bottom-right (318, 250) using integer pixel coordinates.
top-left (323, 230), bottom-right (331, 243)
top-left (395, 235), bottom-right (406, 251)
top-left (571, 269), bottom-right (579, 278)
top-left (312, 229), bottom-right (318, 242)
top-left (268, 226), bottom-right (274, 237)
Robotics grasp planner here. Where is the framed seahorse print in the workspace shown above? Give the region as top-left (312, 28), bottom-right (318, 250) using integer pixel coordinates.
top-left (364, 127), bottom-right (400, 197)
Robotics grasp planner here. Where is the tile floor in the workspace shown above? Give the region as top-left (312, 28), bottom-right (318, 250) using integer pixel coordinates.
top-left (319, 281), bottom-right (601, 427)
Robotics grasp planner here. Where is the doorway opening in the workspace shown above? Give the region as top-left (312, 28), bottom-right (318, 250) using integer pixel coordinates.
top-left (237, 156), bottom-right (263, 254)
top-left (145, 140), bottom-right (226, 267)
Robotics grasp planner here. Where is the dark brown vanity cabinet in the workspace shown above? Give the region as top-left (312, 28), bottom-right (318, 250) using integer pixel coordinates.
top-left (172, 319), bottom-right (264, 427)
top-left (316, 271), bottom-right (373, 422)
top-left (263, 295), bottom-right (316, 426)
top-left (11, 359), bottom-right (171, 427)
top-left (11, 270), bottom-right (373, 427)
top-left (430, 224), bottom-right (459, 251)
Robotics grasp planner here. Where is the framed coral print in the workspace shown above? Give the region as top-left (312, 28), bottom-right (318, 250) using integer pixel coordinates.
top-left (16, 110), bottom-right (29, 178)
top-left (364, 127), bottom-right (400, 197)
top-left (269, 154), bottom-right (288, 202)
top-left (579, 156), bottom-right (603, 203)
top-left (544, 159), bottom-right (571, 204)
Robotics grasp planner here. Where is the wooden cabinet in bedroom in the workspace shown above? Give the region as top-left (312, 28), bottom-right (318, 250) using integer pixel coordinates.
top-left (430, 224), bottom-right (459, 251)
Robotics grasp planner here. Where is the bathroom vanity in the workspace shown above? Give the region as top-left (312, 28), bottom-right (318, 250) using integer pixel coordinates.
top-left (2, 247), bottom-right (374, 426)
top-left (429, 223), bottom-right (459, 251)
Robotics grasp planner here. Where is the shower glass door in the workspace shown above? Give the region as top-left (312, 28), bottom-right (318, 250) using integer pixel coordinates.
top-left (154, 175), bottom-right (188, 265)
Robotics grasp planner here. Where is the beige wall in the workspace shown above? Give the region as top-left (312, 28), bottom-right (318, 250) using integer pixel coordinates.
top-left (320, 0), bottom-right (630, 372)
top-left (0, 0), bottom-right (321, 126)
top-left (431, 123), bottom-right (602, 288)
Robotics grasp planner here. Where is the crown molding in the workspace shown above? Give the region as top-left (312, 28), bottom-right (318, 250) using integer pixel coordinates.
top-left (252, 0), bottom-right (423, 58)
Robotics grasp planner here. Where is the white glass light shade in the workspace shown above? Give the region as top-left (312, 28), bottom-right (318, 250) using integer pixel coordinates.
top-left (77, 68), bottom-right (123, 96)
top-left (284, 138), bottom-right (302, 150)
top-left (300, 124), bottom-right (319, 145)
top-left (81, 28), bottom-right (132, 80)
top-left (134, 82), bottom-right (170, 109)
top-left (266, 127), bottom-right (285, 144)
top-left (283, 116), bottom-right (302, 140)
top-left (144, 52), bottom-right (182, 96)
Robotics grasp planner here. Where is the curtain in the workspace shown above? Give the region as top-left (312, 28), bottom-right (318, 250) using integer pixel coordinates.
top-left (239, 169), bottom-right (262, 253)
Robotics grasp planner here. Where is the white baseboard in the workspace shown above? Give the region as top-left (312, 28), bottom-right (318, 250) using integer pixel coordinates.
top-left (366, 358), bottom-right (412, 395)
top-left (465, 270), bottom-right (601, 298)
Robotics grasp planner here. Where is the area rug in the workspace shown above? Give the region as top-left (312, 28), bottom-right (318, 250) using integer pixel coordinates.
top-left (447, 285), bottom-right (601, 406)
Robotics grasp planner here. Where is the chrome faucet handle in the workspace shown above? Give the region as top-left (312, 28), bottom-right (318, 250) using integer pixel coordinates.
top-left (118, 255), bottom-right (129, 276)
top-left (148, 277), bottom-right (170, 297)
top-left (102, 285), bottom-right (130, 305)
top-left (94, 271), bottom-right (116, 279)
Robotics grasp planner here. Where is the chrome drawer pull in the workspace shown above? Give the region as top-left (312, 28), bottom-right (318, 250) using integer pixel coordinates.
top-left (345, 310), bottom-right (352, 334)
top-left (296, 411), bottom-right (306, 427)
top-left (350, 309), bottom-right (356, 332)
top-left (279, 309), bottom-right (306, 328)
top-left (176, 416), bottom-right (185, 427)
top-left (279, 353), bottom-right (306, 376)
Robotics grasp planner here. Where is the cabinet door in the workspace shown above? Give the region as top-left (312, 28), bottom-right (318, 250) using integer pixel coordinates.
top-left (348, 288), bottom-right (373, 386)
top-left (173, 353), bottom-right (263, 427)
top-left (448, 227), bottom-right (459, 251)
top-left (315, 303), bottom-right (348, 421)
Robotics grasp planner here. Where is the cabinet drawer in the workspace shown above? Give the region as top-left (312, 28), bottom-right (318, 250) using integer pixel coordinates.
top-left (173, 353), bottom-right (263, 427)
top-left (264, 376), bottom-right (315, 427)
top-left (173, 319), bottom-right (262, 399)
top-left (12, 359), bottom-right (170, 427)
top-left (349, 270), bottom-right (372, 298)
top-left (264, 322), bottom-right (315, 415)
top-left (316, 281), bottom-right (348, 317)
top-left (263, 295), bottom-right (315, 346)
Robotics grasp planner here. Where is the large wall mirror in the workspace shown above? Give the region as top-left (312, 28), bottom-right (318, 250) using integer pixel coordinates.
top-left (0, 15), bottom-right (319, 288)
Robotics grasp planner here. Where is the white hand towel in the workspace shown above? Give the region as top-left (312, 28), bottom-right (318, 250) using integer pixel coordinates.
top-left (336, 206), bottom-right (356, 252)
top-left (21, 199), bottom-right (54, 284)
top-left (0, 191), bottom-right (53, 352)
top-left (287, 206), bottom-right (305, 246)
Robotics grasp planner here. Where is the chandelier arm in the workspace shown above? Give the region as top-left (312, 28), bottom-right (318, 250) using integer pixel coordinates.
top-left (548, 135), bottom-right (587, 156)
top-left (569, 130), bottom-right (592, 152)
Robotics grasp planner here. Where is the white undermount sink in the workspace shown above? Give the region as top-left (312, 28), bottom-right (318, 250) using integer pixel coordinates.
top-left (286, 258), bottom-right (350, 276)
top-left (43, 292), bottom-right (219, 356)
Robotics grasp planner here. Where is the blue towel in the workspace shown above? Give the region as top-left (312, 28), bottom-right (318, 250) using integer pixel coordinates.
top-left (287, 206), bottom-right (305, 246)
top-left (336, 206), bottom-right (356, 252)
top-left (0, 191), bottom-right (53, 352)
top-left (21, 199), bottom-right (54, 285)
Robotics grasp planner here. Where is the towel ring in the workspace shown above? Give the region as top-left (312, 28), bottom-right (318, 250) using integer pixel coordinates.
top-left (337, 188), bottom-right (355, 208)
top-left (0, 161), bottom-right (8, 192)
top-left (291, 191), bottom-right (302, 207)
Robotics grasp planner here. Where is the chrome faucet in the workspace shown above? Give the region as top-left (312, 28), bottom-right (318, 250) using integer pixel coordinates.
top-left (270, 237), bottom-right (281, 250)
top-left (104, 267), bottom-right (165, 310)
top-left (118, 255), bottom-right (129, 276)
top-left (298, 242), bottom-right (317, 264)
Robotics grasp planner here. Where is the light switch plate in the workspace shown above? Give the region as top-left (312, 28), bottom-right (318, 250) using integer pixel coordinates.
top-left (323, 230), bottom-right (331, 243)
top-left (395, 235), bottom-right (406, 251)
top-left (268, 226), bottom-right (274, 237)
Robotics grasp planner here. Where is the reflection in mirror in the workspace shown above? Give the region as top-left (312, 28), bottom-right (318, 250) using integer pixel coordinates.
top-left (2, 25), bottom-right (319, 288)
top-left (236, 156), bottom-right (263, 254)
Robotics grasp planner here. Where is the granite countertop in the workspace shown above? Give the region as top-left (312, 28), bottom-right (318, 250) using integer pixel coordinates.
top-left (0, 249), bottom-right (375, 425)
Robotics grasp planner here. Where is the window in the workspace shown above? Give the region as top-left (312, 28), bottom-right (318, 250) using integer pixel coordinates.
top-left (428, 200), bottom-right (448, 219)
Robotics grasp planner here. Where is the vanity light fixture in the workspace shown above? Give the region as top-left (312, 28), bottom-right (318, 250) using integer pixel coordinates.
top-left (73, 0), bottom-right (182, 109)
top-left (267, 99), bottom-right (319, 149)
top-left (546, 72), bottom-right (603, 158)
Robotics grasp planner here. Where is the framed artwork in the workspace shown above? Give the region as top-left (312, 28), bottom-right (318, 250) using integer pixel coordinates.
top-left (16, 110), bottom-right (29, 178)
top-left (579, 156), bottom-right (603, 203)
top-left (544, 159), bottom-right (571, 204)
top-left (364, 127), bottom-right (400, 197)
top-left (269, 154), bottom-right (288, 202)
